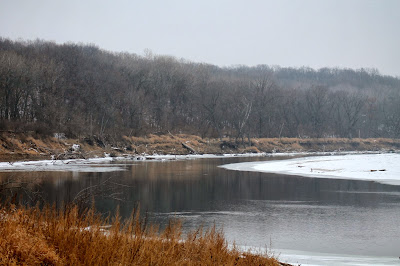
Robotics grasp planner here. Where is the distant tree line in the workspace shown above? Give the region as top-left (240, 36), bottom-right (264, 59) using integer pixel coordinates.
top-left (1, 38), bottom-right (400, 141)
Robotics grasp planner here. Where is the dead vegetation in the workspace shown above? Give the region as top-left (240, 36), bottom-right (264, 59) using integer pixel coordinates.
top-left (0, 204), bottom-right (282, 265)
top-left (0, 132), bottom-right (399, 162)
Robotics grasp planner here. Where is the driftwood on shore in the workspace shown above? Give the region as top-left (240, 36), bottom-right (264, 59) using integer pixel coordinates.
top-left (181, 142), bottom-right (197, 154)
top-left (55, 152), bottom-right (86, 160)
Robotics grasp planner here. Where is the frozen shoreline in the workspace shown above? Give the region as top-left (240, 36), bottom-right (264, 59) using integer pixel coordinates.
top-left (256, 247), bottom-right (398, 266)
top-left (221, 153), bottom-right (400, 186)
top-left (233, 245), bottom-right (399, 266)
top-left (0, 157), bottom-right (126, 172)
top-left (0, 151), bottom-right (390, 172)
top-left (0, 153), bottom-right (269, 172)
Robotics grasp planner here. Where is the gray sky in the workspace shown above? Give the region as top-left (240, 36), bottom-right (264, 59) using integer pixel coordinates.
top-left (1, 0), bottom-right (399, 77)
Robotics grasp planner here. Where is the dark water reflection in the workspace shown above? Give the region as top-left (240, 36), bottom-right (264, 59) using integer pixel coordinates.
top-left (1, 156), bottom-right (400, 258)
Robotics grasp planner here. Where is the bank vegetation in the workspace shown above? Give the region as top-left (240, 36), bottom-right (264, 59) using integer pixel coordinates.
top-left (0, 203), bottom-right (284, 265)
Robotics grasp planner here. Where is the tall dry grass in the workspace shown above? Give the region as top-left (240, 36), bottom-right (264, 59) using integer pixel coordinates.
top-left (0, 204), bottom-right (282, 265)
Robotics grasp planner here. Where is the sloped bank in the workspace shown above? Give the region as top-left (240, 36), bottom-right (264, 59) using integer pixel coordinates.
top-left (0, 132), bottom-right (399, 162)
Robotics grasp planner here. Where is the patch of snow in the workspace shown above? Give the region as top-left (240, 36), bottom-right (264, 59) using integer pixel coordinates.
top-left (230, 245), bottom-right (400, 265)
top-left (221, 153), bottom-right (400, 186)
top-left (143, 153), bottom-right (269, 160)
top-left (229, 245), bottom-right (400, 265)
top-left (276, 249), bottom-right (400, 266)
top-left (71, 144), bottom-right (80, 151)
top-left (0, 157), bottom-right (127, 172)
top-left (252, 246), bottom-right (399, 266)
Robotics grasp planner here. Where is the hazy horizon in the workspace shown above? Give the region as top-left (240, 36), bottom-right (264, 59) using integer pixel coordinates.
top-left (1, 0), bottom-right (399, 77)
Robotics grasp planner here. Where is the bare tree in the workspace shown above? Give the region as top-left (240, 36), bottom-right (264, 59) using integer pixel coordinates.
top-left (303, 86), bottom-right (331, 137)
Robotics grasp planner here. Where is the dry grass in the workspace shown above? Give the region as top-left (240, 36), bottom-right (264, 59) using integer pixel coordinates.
top-left (1, 132), bottom-right (400, 161)
top-left (241, 146), bottom-right (260, 154)
top-left (0, 204), bottom-right (281, 265)
top-left (253, 137), bottom-right (400, 152)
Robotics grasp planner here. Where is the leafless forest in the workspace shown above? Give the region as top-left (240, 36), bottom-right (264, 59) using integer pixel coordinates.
top-left (1, 38), bottom-right (400, 141)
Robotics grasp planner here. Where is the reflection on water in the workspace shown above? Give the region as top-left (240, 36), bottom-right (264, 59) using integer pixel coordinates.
top-left (1, 156), bottom-right (400, 261)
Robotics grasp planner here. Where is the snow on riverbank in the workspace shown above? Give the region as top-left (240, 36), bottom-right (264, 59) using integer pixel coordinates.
top-left (233, 246), bottom-right (399, 266)
top-left (0, 157), bottom-right (128, 172)
top-left (0, 153), bottom-right (269, 172)
top-left (274, 248), bottom-right (399, 266)
top-left (0, 151), bottom-right (395, 174)
top-left (221, 153), bottom-right (400, 186)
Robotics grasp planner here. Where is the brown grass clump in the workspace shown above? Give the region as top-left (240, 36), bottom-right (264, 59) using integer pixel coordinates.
top-left (0, 204), bottom-right (281, 265)
top-left (242, 146), bottom-right (260, 154)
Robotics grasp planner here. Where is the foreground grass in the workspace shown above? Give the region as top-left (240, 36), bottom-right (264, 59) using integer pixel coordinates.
top-left (0, 204), bottom-right (282, 265)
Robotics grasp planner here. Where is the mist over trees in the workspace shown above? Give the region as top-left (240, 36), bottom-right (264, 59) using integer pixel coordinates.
top-left (1, 38), bottom-right (400, 141)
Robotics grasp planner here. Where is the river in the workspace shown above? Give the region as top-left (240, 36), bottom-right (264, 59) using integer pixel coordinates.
top-left (1, 154), bottom-right (399, 265)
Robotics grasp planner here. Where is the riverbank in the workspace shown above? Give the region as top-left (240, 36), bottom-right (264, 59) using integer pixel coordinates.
top-left (1, 132), bottom-right (399, 162)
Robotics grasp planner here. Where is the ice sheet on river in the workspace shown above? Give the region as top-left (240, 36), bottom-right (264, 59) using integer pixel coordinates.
top-left (221, 153), bottom-right (400, 186)
top-left (273, 248), bottom-right (399, 266)
top-left (0, 158), bottom-right (126, 172)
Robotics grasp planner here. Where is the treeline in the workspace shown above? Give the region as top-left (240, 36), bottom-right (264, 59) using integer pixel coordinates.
top-left (1, 38), bottom-right (400, 141)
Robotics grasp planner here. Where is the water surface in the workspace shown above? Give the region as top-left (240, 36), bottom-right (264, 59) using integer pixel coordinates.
top-left (1, 155), bottom-right (399, 265)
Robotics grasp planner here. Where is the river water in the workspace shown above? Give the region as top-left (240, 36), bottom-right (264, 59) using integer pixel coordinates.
top-left (1, 155), bottom-right (400, 265)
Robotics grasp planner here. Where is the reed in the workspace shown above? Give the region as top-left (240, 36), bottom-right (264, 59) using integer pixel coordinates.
top-left (0, 204), bottom-right (281, 265)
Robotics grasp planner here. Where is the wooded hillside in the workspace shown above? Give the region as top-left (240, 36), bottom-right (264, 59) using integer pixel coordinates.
top-left (1, 38), bottom-right (400, 141)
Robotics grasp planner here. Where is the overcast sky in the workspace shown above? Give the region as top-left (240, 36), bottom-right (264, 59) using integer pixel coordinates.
top-left (1, 0), bottom-right (399, 77)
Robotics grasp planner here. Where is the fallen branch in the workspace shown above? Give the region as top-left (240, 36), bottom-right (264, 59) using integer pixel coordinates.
top-left (181, 142), bottom-right (197, 154)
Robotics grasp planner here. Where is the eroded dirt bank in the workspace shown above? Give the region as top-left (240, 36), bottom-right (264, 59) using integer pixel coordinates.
top-left (0, 132), bottom-right (399, 162)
